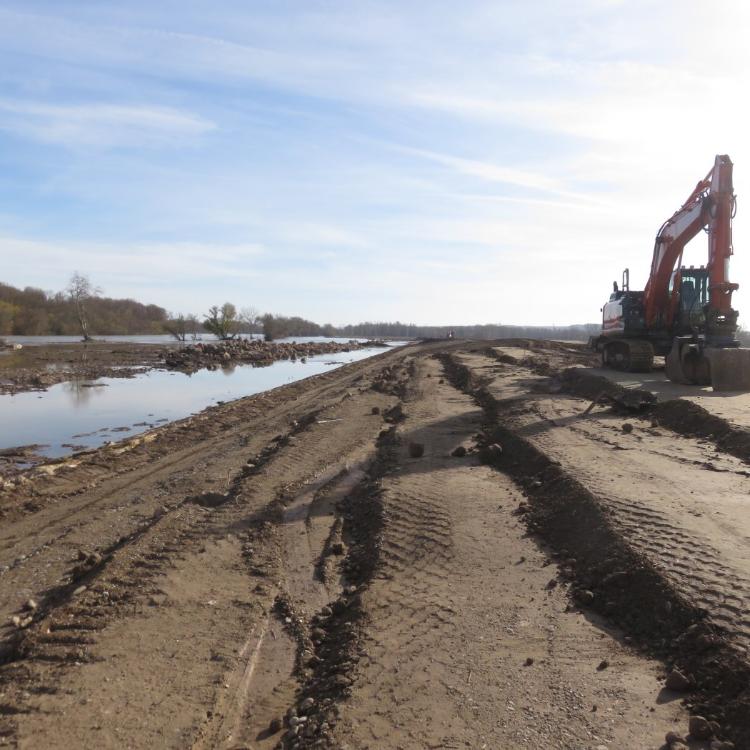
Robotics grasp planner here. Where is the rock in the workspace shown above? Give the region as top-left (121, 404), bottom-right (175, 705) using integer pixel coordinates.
top-left (487, 443), bottom-right (503, 459)
top-left (688, 715), bottom-right (713, 740)
top-left (622, 422), bottom-right (634, 434)
top-left (330, 673), bottom-right (351, 688)
top-left (408, 442), bottom-right (425, 458)
top-left (666, 731), bottom-right (686, 745)
top-left (73, 585), bottom-right (87, 596)
top-left (524, 657), bottom-right (534, 666)
top-left (10, 614), bottom-right (32, 629)
top-left (601, 570), bottom-right (628, 587)
top-left (24, 598), bottom-right (38, 612)
top-left (665, 668), bottom-right (691, 692)
top-left (269, 717), bottom-right (283, 734)
top-left (330, 542), bottom-right (345, 555)
top-left (300, 697), bottom-right (315, 712)
top-left (596, 659), bottom-right (609, 671)
top-left (371, 406), bottom-right (380, 415)
top-left (575, 589), bottom-right (595, 605)
top-left (451, 445), bottom-right (467, 457)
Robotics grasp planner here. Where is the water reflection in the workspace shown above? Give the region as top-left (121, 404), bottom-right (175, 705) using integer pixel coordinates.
top-left (0, 343), bottom-right (405, 460)
top-left (63, 378), bottom-right (108, 407)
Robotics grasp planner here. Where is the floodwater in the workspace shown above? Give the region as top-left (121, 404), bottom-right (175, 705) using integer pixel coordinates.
top-left (3, 334), bottom-right (375, 346)
top-left (0, 343), bottom-right (405, 460)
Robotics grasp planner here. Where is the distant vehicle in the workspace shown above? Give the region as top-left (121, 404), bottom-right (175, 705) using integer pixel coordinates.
top-left (589, 155), bottom-right (750, 390)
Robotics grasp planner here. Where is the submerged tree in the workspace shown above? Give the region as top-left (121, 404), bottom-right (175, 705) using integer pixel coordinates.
top-left (239, 306), bottom-right (259, 335)
top-left (66, 272), bottom-right (100, 341)
top-left (203, 303), bottom-right (239, 340)
top-left (165, 313), bottom-right (202, 342)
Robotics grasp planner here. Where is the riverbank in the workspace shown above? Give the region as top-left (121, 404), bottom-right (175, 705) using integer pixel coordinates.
top-left (0, 341), bottom-right (397, 471)
top-left (0, 337), bottom-right (385, 396)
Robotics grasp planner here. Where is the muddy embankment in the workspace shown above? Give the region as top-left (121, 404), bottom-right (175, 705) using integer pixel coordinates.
top-left (0, 339), bottom-right (387, 395)
top-left (162, 338), bottom-right (386, 372)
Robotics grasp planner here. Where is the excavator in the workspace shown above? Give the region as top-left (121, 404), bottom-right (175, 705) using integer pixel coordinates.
top-left (590, 154), bottom-right (750, 391)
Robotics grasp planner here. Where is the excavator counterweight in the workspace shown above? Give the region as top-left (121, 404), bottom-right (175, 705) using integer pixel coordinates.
top-left (591, 155), bottom-right (750, 391)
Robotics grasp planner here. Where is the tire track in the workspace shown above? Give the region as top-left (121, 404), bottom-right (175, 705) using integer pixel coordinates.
top-left (440, 350), bottom-right (750, 750)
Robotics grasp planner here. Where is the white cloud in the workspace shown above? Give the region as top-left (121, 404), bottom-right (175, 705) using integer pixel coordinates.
top-left (0, 100), bottom-right (215, 148)
top-left (1, 1), bottom-right (750, 325)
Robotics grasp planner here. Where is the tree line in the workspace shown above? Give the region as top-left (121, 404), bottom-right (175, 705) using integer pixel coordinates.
top-left (0, 277), bottom-right (169, 337)
top-left (1, 276), bottom-right (601, 343)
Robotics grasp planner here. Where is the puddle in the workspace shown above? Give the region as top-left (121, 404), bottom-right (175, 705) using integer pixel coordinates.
top-left (0, 344), bottom-right (405, 461)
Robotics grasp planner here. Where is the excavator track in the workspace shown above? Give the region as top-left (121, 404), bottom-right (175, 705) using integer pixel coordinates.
top-left (602, 339), bottom-right (654, 373)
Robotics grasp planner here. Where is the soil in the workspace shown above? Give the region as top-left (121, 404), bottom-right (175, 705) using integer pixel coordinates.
top-left (1, 339), bottom-right (749, 748)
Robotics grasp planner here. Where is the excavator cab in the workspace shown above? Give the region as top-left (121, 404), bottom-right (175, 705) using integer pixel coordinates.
top-left (670, 267), bottom-right (708, 330)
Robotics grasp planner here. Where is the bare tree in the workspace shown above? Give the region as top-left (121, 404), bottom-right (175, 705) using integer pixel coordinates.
top-left (187, 314), bottom-right (202, 341)
top-left (165, 314), bottom-right (188, 342)
top-left (239, 306), bottom-right (259, 336)
top-left (67, 272), bottom-right (100, 341)
top-left (203, 303), bottom-right (239, 340)
top-left (165, 313), bottom-right (202, 342)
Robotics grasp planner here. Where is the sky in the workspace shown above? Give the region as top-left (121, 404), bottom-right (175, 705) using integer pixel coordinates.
top-left (1, 1), bottom-right (750, 326)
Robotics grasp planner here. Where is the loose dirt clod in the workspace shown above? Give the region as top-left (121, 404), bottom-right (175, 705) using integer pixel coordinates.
top-left (451, 445), bottom-right (467, 457)
top-left (408, 442), bottom-right (425, 458)
top-left (666, 730), bottom-right (686, 744)
top-left (665, 668), bottom-right (691, 692)
top-left (688, 715), bottom-right (713, 740)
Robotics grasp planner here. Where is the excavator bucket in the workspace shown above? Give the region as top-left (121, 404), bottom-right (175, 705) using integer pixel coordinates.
top-left (666, 340), bottom-right (750, 390)
top-left (665, 340), bottom-right (710, 385)
top-left (704, 347), bottom-right (750, 391)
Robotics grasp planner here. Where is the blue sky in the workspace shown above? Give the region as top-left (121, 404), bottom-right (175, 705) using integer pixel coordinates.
top-left (1, 1), bottom-right (749, 325)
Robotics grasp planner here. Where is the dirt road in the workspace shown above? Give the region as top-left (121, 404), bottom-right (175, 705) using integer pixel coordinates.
top-left (1, 340), bottom-right (748, 748)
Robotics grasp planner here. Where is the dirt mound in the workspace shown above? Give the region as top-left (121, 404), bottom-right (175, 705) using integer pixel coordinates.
top-left (163, 339), bottom-right (385, 372)
top-left (560, 367), bottom-right (657, 409)
top-left (654, 399), bottom-right (750, 464)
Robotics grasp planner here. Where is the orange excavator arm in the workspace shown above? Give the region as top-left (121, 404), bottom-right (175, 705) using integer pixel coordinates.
top-left (643, 155), bottom-right (737, 327)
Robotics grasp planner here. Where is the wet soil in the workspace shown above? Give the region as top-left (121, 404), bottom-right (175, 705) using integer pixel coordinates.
top-left (0, 341), bottom-right (169, 395)
top-left (0, 339), bottom-right (748, 749)
top-left (0, 339), bottom-right (385, 396)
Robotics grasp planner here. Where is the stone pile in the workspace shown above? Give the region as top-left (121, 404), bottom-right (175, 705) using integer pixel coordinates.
top-left (162, 338), bottom-right (386, 372)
